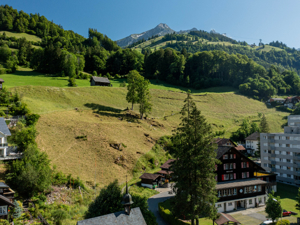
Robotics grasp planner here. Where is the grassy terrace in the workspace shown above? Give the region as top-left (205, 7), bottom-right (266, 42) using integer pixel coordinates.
top-left (0, 30), bottom-right (42, 42)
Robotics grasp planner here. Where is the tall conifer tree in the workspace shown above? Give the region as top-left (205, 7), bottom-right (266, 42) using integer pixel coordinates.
top-left (260, 114), bottom-right (270, 133)
top-left (170, 91), bottom-right (219, 225)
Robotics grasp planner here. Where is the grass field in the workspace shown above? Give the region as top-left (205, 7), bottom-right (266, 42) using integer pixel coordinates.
top-left (0, 30), bottom-right (42, 43)
top-left (0, 68), bottom-right (289, 186)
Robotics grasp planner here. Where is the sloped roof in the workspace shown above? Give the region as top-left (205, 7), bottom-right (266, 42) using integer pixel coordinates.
top-left (216, 146), bottom-right (231, 159)
top-left (215, 213), bottom-right (241, 225)
top-left (139, 173), bottom-right (161, 180)
top-left (0, 182), bottom-right (9, 188)
top-left (91, 76), bottom-right (110, 83)
top-left (0, 195), bottom-right (14, 206)
top-left (160, 159), bottom-right (175, 169)
top-left (76, 207), bottom-right (146, 225)
top-left (157, 170), bottom-right (173, 175)
top-left (235, 145), bottom-right (246, 151)
top-left (0, 79), bottom-right (4, 83)
top-left (216, 178), bottom-right (267, 190)
top-left (0, 118), bottom-right (11, 136)
top-left (245, 132), bottom-right (260, 140)
top-left (271, 98), bottom-right (285, 101)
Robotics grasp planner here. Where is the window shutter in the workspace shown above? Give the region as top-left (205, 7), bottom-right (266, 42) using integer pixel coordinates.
top-left (222, 175), bottom-right (224, 181)
top-left (247, 172), bottom-right (249, 178)
top-left (241, 162), bottom-right (243, 168)
top-left (234, 163), bottom-right (236, 169)
top-left (234, 154), bottom-right (236, 159)
top-left (234, 173), bottom-right (236, 179)
top-left (223, 164), bottom-right (226, 170)
top-left (223, 155), bottom-right (225, 160)
top-left (247, 162), bottom-right (249, 168)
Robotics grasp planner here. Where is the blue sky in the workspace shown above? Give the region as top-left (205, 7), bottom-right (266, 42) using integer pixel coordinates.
top-left (4, 0), bottom-right (300, 48)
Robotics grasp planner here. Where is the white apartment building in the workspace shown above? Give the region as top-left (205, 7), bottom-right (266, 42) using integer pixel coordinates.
top-left (260, 115), bottom-right (300, 186)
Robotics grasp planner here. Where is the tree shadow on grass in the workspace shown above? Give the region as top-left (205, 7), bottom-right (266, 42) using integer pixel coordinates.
top-left (84, 103), bottom-right (123, 118)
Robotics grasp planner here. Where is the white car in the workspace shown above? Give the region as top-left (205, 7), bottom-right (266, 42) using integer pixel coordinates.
top-left (260, 220), bottom-right (274, 225)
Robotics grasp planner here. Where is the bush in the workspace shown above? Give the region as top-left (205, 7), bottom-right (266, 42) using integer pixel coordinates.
top-left (276, 220), bottom-right (290, 225)
top-left (0, 219), bottom-right (9, 225)
top-left (158, 202), bottom-right (188, 225)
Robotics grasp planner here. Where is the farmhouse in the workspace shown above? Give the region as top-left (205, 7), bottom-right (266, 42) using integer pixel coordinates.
top-left (139, 173), bottom-right (162, 189)
top-left (0, 182), bottom-right (15, 220)
top-left (0, 118), bottom-right (11, 158)
top-left (283, 96), bottom-right (300, 109)
top-left (215, 137), bottom-right (246, 152)
top-left (90, 76), bottom-right (110, 86)
top-left (245, 132), bottom-right (260, 155)
top-left (267, 97), bottom-right (285, 104)
top-left (215, 146), bottom-right (276, 213)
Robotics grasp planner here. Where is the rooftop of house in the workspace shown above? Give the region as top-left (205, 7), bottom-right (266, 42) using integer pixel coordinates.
top-left (139, 173), bottom-right (161, 180)
top-left (160, 159), bottom-right (175, 170)
top-left (76, 207), bottom-right (146, 225)
top-left (215, 213), bottom-right (241, 225)
top-left (214, 138), bottom-right (236, 146)
top-left (0, 79), bottom-right (4, 83)
top-left (0, 118), bottom-right (11, 136)
top-left (216, 146), bottom-right (232, 159)
top-left (270, 98), bottom-right (285, 101)
top-left (216, 178), bottom-right (268, 190)
top-left (0, 182), bottom-right (9, 188)
top-left (245, 132), bottom-right (260, 141)
top-left (91, 76), bottom-right (110, 83)
top-left (235, 145), bottom-right (246, 151)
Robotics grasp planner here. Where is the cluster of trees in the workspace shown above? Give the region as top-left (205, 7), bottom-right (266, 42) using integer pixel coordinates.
top-left (127, 34), bottom-right (159, 48)
top-left (144, 48), bottom-right (300, 99)
top-left (189, 30), bottom-right (238, 43)
top-left (126, 70), bottom-right (152, 119)
top-left (230, 114), bottom-right (269, 143)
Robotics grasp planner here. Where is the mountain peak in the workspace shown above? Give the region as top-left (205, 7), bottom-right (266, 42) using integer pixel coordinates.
top-left (156, 23), bottom-right (170, 29)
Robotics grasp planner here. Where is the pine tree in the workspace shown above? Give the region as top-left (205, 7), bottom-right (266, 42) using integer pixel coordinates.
top-left (260, 114), bottom-right (270, 133)
top-left (170, 91), bottom-right (219, 225)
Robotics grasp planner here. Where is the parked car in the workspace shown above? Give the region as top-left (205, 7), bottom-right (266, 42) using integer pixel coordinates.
top-left (260, 220), bottom-right (273, 225)
top-left (282, 209), bottom-right (291, 216)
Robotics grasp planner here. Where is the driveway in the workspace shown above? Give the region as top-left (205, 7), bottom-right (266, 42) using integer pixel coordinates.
top-left (148, 188), bottom-right (175, 225)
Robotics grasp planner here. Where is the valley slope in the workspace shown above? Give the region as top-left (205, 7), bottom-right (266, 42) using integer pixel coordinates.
top-left (9, 84), bottom-right (289, 187)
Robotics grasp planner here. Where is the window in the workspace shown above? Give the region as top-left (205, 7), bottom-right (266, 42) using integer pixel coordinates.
top-left (0, 206), bottom-right (7, 215)
top-left (218, 190), bottom-right (221, 197)
top-left (287, 144), bottom-right (290, 148)
top-left (287, 174), bottom-right (291, 178)
top-left (249, 199), bottom-right (253, 204)
top-left (228, 202), bottom-right (232, 206)
top-left (287, 167), bottom-right (291, 170)
top-left (279, 150), bottom-right (282, 153)
top-left (230, 174), bottom-right (234, 180)
top-left (224, 174), bottom-right (229, 180)
top-left (242, 172), bottom-right (247, 178)
top-left (287, 136), bottom-right (290, 140)
top-left (253, 185), bottom-right (257, 192)
top-left (258, 185), bottom-right (261, 192)
top-left (249, 186), bottom-right (253, 193)
top-left (223, 155), bottom-right (228, 160)
top-left (264, 150), bottom-right (267, 153)
top-left (244, 187), bottom-right (248, 194)
top-left (228, 189), bottom-right (232, 196)
top-left (263, 136), bottom-right (267, 139)
top-left (287, 151), bottom-right (290, 155)
top-left (233, 188), bottom-right (237, 195)
top-left (224, 164), bottom-right (229, 170)
top-left (264, 163), bottom-right (267, 167)
top-left (223, 189), bottom-right (227, 197)
top-left (217, 204), bottom-right (222, 208)
top-left (287, 159), bottom-right (291, 163)
top-left (230, 163), bottom-right (233, 169)
top-left (230, 154), bottom-right (233, 159)
top-left (280, 158), bottom-right (283, 162)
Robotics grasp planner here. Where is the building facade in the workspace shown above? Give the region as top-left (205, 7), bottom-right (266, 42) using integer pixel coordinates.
top-left (215, 146), bottom-right (276, 213)
top-left (261, 115), bottom-right (300, 186)
top-left (245, 132), bottom-right (260, 155)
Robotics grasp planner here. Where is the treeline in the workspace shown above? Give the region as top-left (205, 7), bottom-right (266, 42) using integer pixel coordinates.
top-left (189, 30), bottom-right (238, 43)
top-left (164, 40), bottom-right (300, 73)
top-left (144, 48), bottom-right (300, 99)
top-left (127, 34), bottom-right (159, 48)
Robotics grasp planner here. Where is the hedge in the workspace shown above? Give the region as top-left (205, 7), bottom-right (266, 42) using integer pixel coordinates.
top-left (158, 202), bottom-right (189, 225)
top-left (276, 220), bottom-right (290, 225)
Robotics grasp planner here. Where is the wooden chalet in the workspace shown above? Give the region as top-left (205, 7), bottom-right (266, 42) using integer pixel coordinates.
top-left (214, 138), bottom-right (246, 152)
top-left (0, 182), bottom-right (15, 220)
top-left (139, 173), bottom-right (161, 189)
top-left (90, 76), bottom-right (110, 86)
top-left (215, 146), bottom-right (276, 212)
top-left (157, 159), bottom-right (174, 180)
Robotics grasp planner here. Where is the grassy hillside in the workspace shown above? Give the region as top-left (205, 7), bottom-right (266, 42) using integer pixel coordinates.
top-left (8, 82), bottom-right (289, 187)
top-left (0, 30), bottom-right (42, 42)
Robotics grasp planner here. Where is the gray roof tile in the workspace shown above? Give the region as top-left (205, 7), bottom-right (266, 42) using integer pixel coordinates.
top-left (0, 118), bottom-right (10, 136)
top-left (91, 76), bottom-right (110, 83)
top-left (76, 207), bottom-right (147, 225)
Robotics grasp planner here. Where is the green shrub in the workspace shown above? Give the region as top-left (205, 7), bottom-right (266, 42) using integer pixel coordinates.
top-left (0, 219), bottom-right (9, 225)
top-left (158, 203), bottom-right (188, 225)
top-left (276, 220), bottom-right (290, 225)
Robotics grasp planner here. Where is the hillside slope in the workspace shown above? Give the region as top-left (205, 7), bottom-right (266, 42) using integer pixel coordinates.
top-left (9, 85), bottom-right (289, 187)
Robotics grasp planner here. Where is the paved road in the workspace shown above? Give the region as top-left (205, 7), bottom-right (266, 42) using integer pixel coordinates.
top-left (148, 189), bottom-right (175, 225)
